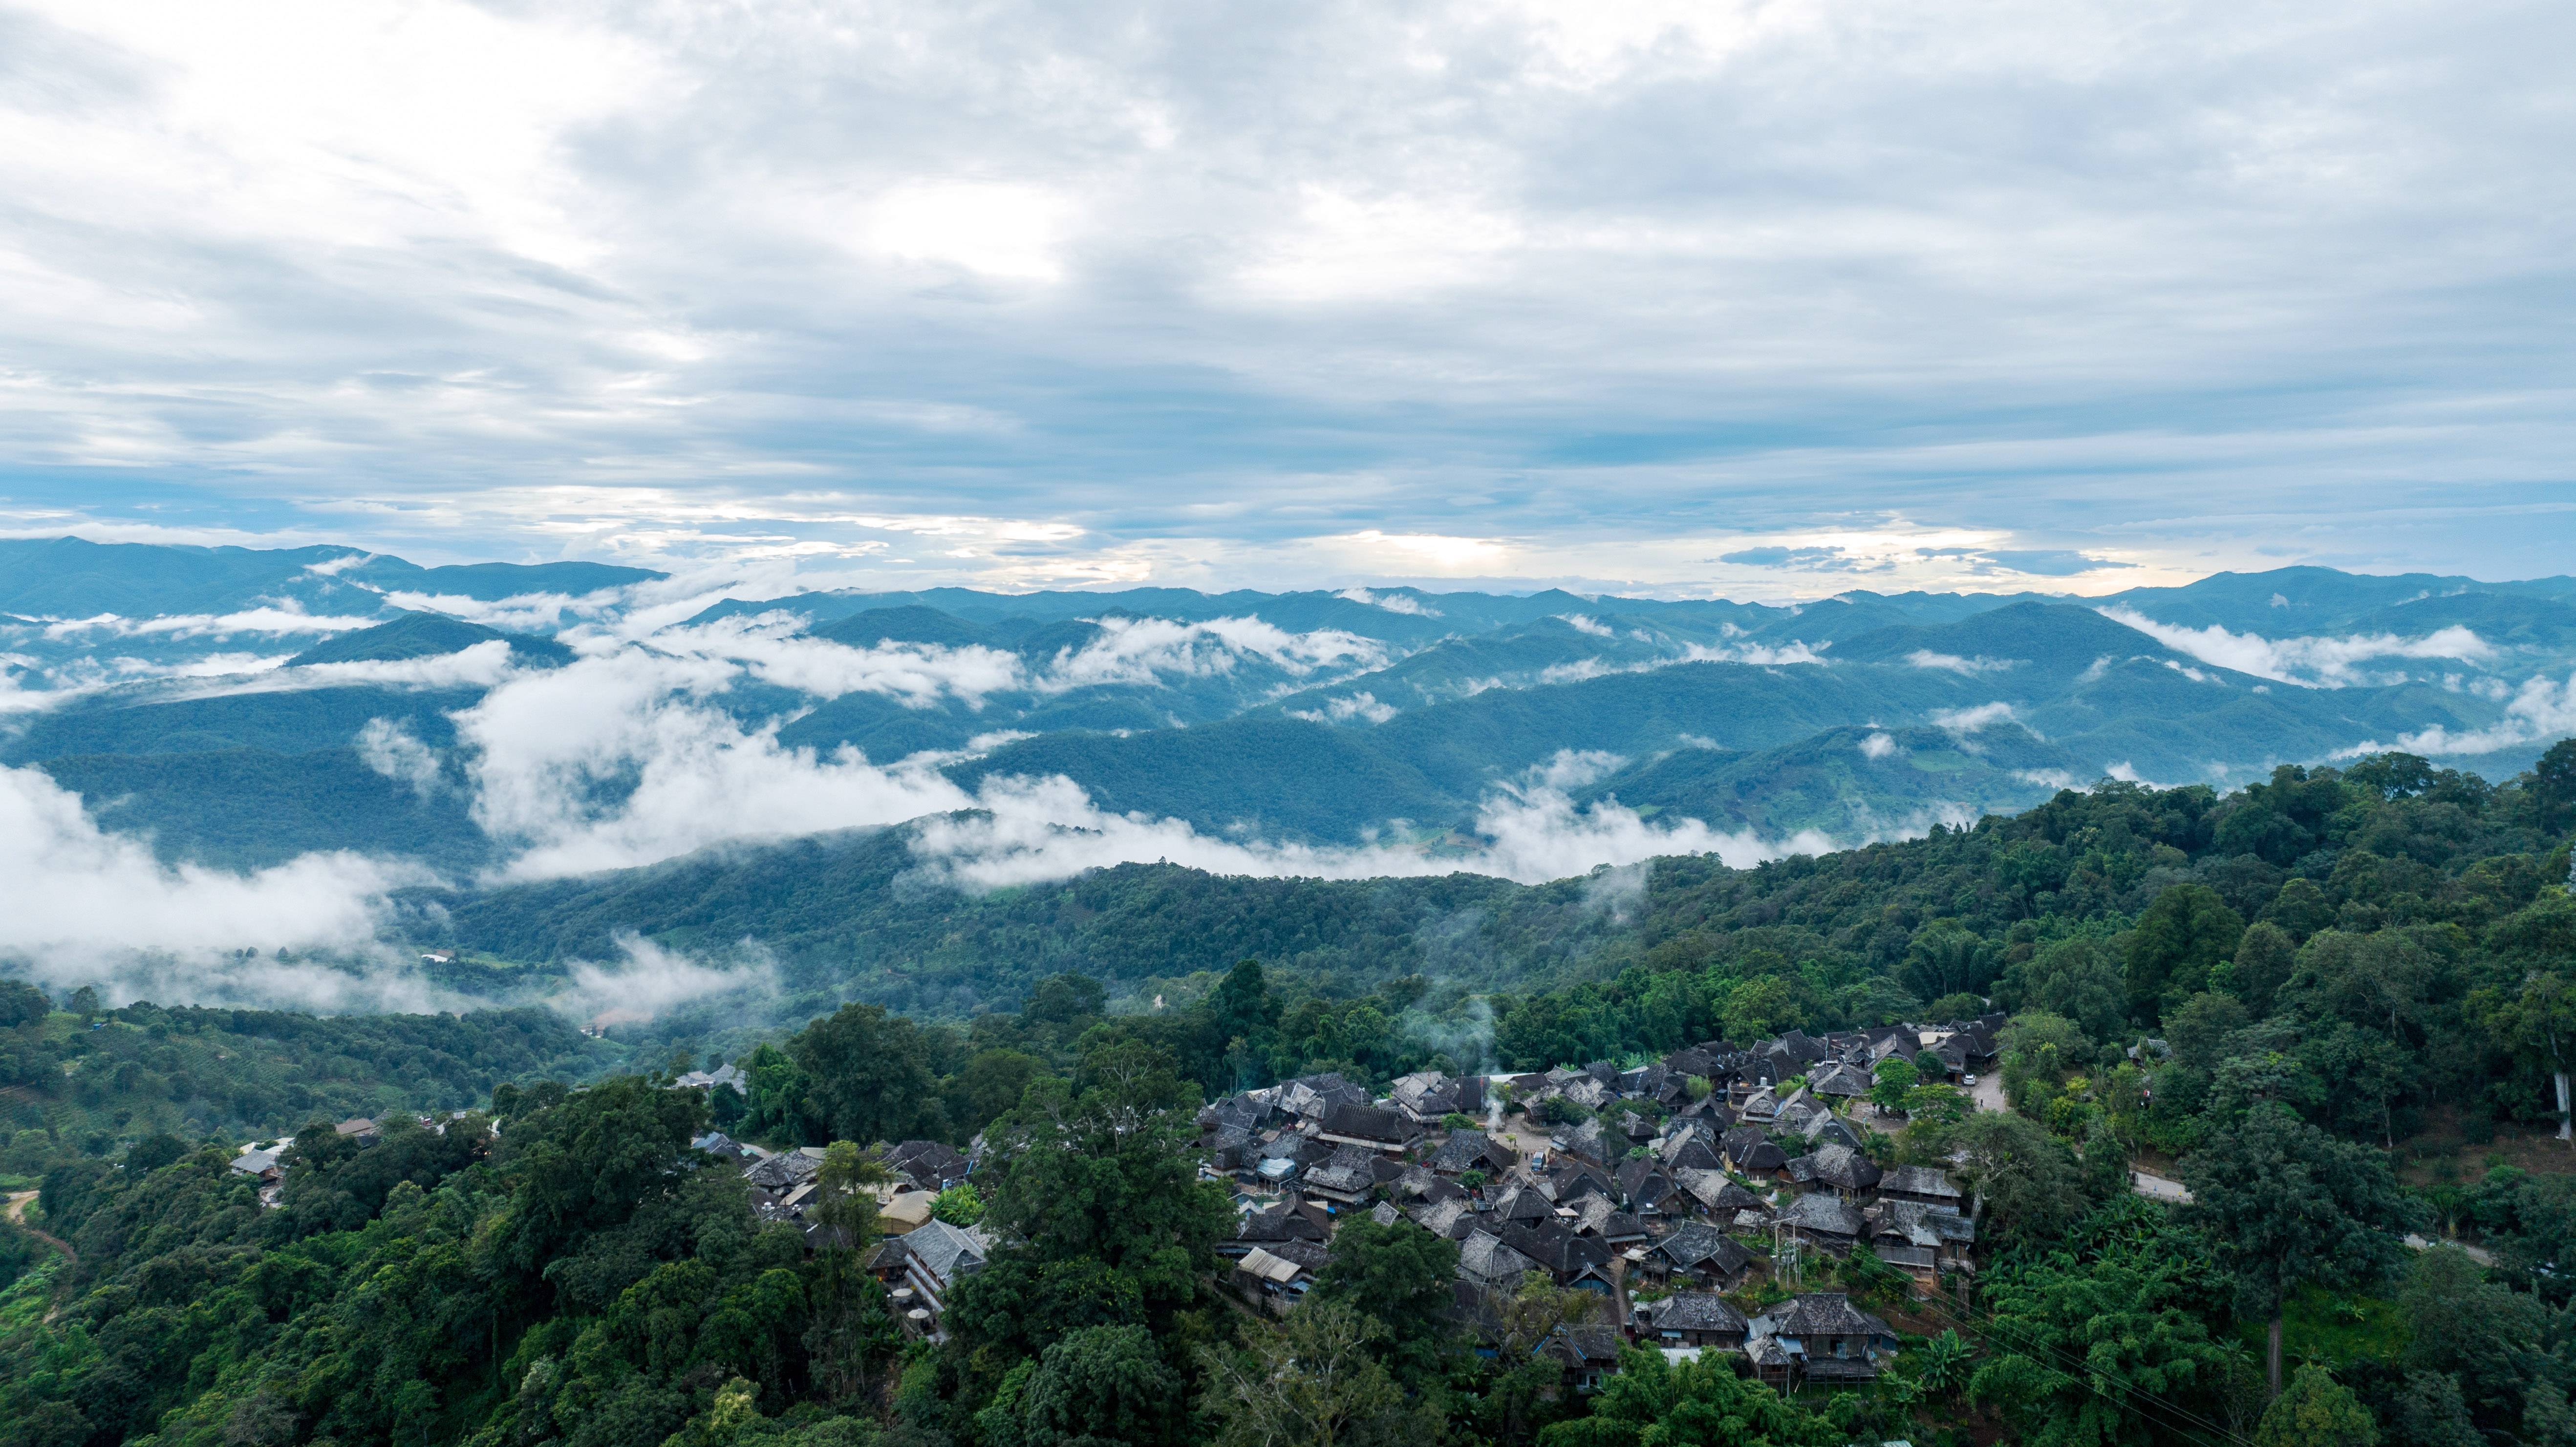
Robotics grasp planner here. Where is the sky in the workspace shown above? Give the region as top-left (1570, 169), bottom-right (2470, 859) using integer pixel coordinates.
top-left (0, 0), bottom-right (2570, 598)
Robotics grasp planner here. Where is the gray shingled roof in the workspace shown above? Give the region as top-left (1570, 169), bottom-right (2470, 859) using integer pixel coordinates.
top-left (1640, 1291), bottom-right (1748, 1333)
top-left (1778, 1192), bottom-right (1863, 1237)
top-left (1459, 1229), bottom-right (1540, 1286)
top-left (897, 1219), bottom-right (990, 1286)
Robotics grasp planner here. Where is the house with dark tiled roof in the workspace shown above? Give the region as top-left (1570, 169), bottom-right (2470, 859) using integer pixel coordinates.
top-left (1390, 1163), bottom-right (1466, 1205)
top-left (1546, 1323), bottom-right (1624, 1394)
top-left (1720, 1127), bottom-right (1786, 1176)
top-left (1551, 1116), bottom-right (1610, 1165)
top-left (1640, 1221), bottom-right (1756, 1291)
top-left (1280, 1073), bottom-right (1371, 1122)
top-left (1864, 1199), bottom-right (1976, 1273)
top-left (1459, 1229), bottom-right (1541, 1290)
top-left (1673, 1167), bottom-right (1762, 1220)
top-left (1569, 1194), bottom-right (1648, 1249)
top-left (1411, 1195), bottom-right (1481, 1240)
top-left (1737, 1085), bottom-right (1779, 1124)
top-left (883, 1139), bottom-right (971, 1191)
top-left (1545, 1160), bottom-right (1617, 1207)
top-left (1878, 1164), bottom-right (1963, 1208)
top-left (1776, 1192), bottom-right (1865, 1254)
top-left (1631, 1291), bottom-right (1749, 1350)
top-left (894, 1219), bottom-right (991, 1326)
top-left (1302, 1144), bottom-right (1381, 1205)
top-left (1316, 1103), bottom-right (1424, 1154)
top-left (744, 1149), bottom-right (820, 1192)
top-left (1657, 1130), bottom-right (1722, 1174)
top-left (1391, 1070), bottom-right (1484, 1125)
top-left (1800, 1143), bottom-right (1883, 1201)
top-left (1744, 1294), bottom-right (1897, 1385)
top-left (1807, 1062), bottom-right (1872, 1103)
top-left (1427, 1128), bottom-right (1517, 1179)
top-left (1615, 1158), bottom-right (1687, 1221)
top-left (1222, 1200), bottom-right (1330, 1259)
top-left (1487, 1183), bottom-right (1558, 1229)
top-left (1499, 1220), bottom-right (1616, 1293)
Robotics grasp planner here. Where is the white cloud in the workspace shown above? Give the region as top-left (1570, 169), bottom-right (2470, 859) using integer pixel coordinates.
top-left (905, 767), bottom-right (1838, 891)
top-left (1680, 640), bottom-right (1825, 667)
top-left (381, 588), bottom-right (614, 634)
top-left (1561, 614), bottom-right (1615, 638)
top-left (1036, 615), bottom-right (1385, 691)
top-left (663, 613), bottom-right (1025, 708)
top-left (2098, 607), bottom-right (2497, 687)
top-left (1337, 587), bottom-right (1437, 617)
top-left (1287, 690), bottom-right (1399, 724)
top-left (0, 763), bottom-right (451, 1009)
top-left (1906, 649), bottom-right (2019, 675)
top-left (174, 638), bottom-right (524, 698)
top-left (1860, 731), bottom-right (1898, 759)
top-left (2015, 768), bottom-right (2079, 789)
top-left (43, 606), bottom-right (380, 639)
top-left (555, 934), bottom-right (778, 1025)
top-left (2346, 671), bottom-right (2576, 758)
top-left (358, 717), bottom-right (444, 796)
top-left (1931, 701), bottom-right (2020, 736)
top-left (454, 649), bottom-right (977, 879)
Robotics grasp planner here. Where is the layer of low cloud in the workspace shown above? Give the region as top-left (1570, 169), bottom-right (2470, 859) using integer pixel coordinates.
top-left (2351, 672), bottom-right (2576, 759)
top-left (556, 935), bottom-right (780, 1026)
top-left (0, 763), bottom-right (454, 1009)
top-left (2099, 607), bottom-right (2497, 687)
top-left (1907, 650), bottom-right (2020, 675)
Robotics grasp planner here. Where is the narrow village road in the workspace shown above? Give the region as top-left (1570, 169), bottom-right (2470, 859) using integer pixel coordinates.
top-left (4, 1189), bottom-right (75, 1263)
top-left (2405, 1234), bottom-right (2496, 1266)
top-left (2131, 1170), bottom-right (2191, 1203)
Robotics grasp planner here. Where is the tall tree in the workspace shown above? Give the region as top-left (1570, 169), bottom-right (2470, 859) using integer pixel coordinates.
top-left (1968, 1226), bottom-right (2234, 1447)
top-left (1305, 1214), bottom-right (1460, 1388)
top-left (2475, 969), bottom-right (2576, 1147)
top-left (1013, 1323), bottom-right (1187, 1447)
top-left (1199, 1300), bottom-right (1410, 1447)
top-left (1951, 1109), bottom-right (2088, 1243)
top-left (2126, 884), bottom-right (2247, 1021)
top-left (2180, 1103), bottom-right (2415, 1396)
top-left (2254, 1365), bottom-right (2376, 1447)
top-left (945, 1040), bottom-right (1231, 1355)
top-left (790, 1002), bottom-right (946, 1146)
top-left (1537, 1345), bottom-right (1836, 1447)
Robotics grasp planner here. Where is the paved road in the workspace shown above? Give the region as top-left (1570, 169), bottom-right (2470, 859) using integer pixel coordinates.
top-left (2132, 1170), bottom-right (2192, 1203)
top-left (2406, 1233), bottom-right (2496, 1266)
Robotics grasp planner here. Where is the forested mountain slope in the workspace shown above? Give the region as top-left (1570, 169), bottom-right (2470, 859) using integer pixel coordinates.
top-left (5, 744), bottom-right (2575, 1447)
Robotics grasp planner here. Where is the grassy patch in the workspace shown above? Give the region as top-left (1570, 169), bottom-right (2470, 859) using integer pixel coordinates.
top-left (2238, 1282), bottom-right (2407, 1368)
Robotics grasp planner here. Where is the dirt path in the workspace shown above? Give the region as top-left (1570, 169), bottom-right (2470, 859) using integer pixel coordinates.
top-left (4, 1190), bottom-right (75, 1263)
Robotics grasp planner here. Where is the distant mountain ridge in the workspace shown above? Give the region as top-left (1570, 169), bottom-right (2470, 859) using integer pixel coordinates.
top-left (0, 537), bottom-right (2569, 882)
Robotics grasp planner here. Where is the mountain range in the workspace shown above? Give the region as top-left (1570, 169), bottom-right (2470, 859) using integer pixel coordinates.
top-left (2, 535), bottom-right (2572, 1017)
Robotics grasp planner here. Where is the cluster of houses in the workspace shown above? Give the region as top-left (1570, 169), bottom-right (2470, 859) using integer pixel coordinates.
top-left (220, 1012), bottom-right (2004, 1392)
top-left (227, 1112), bottom-right (452, 1208)
top-left (688, 1127), bottom-right (994, 1339)
top-left (1202, 1017), bottom-right (2000, 1392)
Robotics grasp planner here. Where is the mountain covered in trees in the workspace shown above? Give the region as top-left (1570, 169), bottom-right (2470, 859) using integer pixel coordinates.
top-left (4, 742), bottom-right (2576, 1447)
top-left (4, 538), bottom-right (2574, 885)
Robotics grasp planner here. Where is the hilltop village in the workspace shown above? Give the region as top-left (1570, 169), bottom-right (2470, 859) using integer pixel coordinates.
top-left (675, 1017), bottom-right (2004, 1399)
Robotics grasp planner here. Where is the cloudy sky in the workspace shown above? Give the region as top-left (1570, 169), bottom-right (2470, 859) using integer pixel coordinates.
top-left (0, 0), bottom-right (2569, 597)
